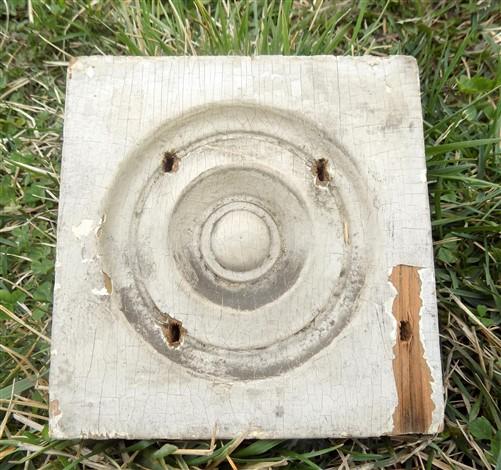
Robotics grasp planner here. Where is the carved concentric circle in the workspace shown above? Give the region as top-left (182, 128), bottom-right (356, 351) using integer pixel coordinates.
top-left (99, 103), bottom-right (375, 379)
top-left (201, 201), bottom-right (280, 282)
top-left (166, 166), bottom-right (311, 311)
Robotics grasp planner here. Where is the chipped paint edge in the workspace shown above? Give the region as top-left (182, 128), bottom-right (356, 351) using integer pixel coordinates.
top-left (388, 264), bottom-right (441, 435)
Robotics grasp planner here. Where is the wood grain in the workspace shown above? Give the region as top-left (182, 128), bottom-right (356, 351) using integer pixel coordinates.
top-left (390, 265), bottom-right (435, 434)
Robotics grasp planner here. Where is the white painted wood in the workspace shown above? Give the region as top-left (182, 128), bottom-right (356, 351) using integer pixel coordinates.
top-left (50, 56), bottom-right (444, 438)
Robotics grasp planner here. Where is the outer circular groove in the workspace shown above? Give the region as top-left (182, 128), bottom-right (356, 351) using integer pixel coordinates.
top-left (99, 103), bottom-right (376, 379)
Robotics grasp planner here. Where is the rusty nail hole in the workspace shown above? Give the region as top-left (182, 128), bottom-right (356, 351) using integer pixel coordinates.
top-left (399, 320), bottom-right (412, 341)
top-left (162, 151), bottom-right (180, 173)
top-left (162, 319), bottom-right (185, 347)
top-left (313, 158), bottom-right (330, 185)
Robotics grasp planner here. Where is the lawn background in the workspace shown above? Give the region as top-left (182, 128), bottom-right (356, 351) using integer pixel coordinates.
top-left (0, 0), bottom-right (500, 468)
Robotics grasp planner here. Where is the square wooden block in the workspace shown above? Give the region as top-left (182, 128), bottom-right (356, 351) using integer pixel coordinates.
top-left (50, 56), bottom-right (444, 438)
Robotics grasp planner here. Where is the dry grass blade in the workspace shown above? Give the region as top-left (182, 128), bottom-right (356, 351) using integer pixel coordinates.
top-left (0, 304), bottom-right (51, 343)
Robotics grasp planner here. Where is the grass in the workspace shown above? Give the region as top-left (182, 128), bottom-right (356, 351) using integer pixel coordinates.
top-left (0, 0), bottom-right (500, 468)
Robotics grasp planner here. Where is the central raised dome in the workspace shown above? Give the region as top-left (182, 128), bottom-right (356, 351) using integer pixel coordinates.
top-left (211, 210), bottom-right (271, 272)
top-left (200, 200), bottom-right (281, 283)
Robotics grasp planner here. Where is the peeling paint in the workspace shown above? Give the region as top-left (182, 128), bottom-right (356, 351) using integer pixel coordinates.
top-left (418, 267), bottom-right (445, 433)
top-left (102, 271), bottom-right (112, 294)
top-left (343, 221), bottom-right (350, 245)
top-left (50, 399), bottom-right (61, 416)
top-left (72, 219), bottom-right (95, 240)
top-left (389, 264), bottom-right (434, 434)
top-left (95, 214), bottom-right (106, 238)
top-left (49, 399), bottom-right (62, 431)
top-left (92, 287), bottom-right (110, 297)
top-left (67, 57), bottom-right (78, 79)
top-left (419, 169), bottom-right (427, 183)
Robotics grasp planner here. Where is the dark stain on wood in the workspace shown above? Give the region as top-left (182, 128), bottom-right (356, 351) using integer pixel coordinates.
top-left (390, 264), bottom-right (434, 434)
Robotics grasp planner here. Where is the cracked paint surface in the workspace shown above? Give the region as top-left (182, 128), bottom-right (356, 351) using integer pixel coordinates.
top-left (50, 56), bottom-right (444, 439)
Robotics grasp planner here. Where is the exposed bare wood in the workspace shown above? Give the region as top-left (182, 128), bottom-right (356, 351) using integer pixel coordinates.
top-left (390, 265), bottom-right (435, 434)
